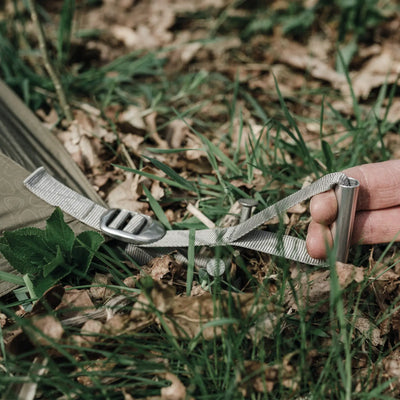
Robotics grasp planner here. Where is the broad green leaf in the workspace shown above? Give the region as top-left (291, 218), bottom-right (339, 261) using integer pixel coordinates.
top-left (1, 228), bottom-right (52, 272)
top-left (32, 273), bottom-right (66, 298)
top-left (45, 207), bottom-right (75, 257)
top-left (42, 245), bottom-right (66, 278)
top-left (0, 242), bottom-right (34, 275)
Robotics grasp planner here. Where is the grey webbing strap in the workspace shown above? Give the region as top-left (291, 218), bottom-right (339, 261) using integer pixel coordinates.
top-left (24, 167), bottom-right (349, 266)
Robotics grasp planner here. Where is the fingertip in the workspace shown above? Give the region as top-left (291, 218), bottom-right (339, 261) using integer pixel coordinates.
top-left (306, 220), bottom-right (333, 259)
top-left (310, 189), bottom-right (337, 224)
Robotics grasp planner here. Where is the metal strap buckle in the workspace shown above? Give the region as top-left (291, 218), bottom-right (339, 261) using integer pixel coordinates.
top-left (100, 208), bottom-right (166, 244)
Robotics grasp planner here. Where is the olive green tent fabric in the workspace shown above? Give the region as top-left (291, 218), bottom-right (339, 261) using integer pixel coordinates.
top-left (0, 80), bottom-right (105, 296)
top-left (0, 80), bottom-right (105, 202)
top-left (0, 154), bottom-right (91, 296)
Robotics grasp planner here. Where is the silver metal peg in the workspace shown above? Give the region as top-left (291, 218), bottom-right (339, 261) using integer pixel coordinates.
top-left (331, 177), bottom-right (360, 263)
top-left (238, 198), bottom-right (259, 223)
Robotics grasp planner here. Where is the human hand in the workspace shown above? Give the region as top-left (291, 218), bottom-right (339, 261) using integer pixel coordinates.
top-left (306, 160), bottom-right (400, 259)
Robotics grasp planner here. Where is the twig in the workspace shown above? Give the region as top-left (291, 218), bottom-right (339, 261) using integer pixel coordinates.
top-left (186, 203), bottom-right (215, 229)
top-left (27, 0), bottom-right (73, 123)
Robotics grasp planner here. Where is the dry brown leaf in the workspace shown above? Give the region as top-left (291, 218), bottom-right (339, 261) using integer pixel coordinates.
top-left (129, 281), bottom-right (278, 340)
top-left (382, 348), bottom-right (400, 396)
top-left (354, 314), bottom-right (384, 347)
top-left (72, 319), bottom-right (103, 348)
top-left (165, 41), bottom-right (203, 72)
top-left (103, 281), bottom-right (280, 340)
top-left (36, 107), bottom-right (58, 129)
top-left (150, 180), bottom-right (165, 201)
top-left (146, 255), bottom-right (183, 281)
top-left (30, 315), bottom-right (64, 346)
top-left (120, 105), bottom-right (147, 130)
top-left (166, 119), bottom-right (191, 149)
top-left (0, 313), bottom-right (6, 328)
top-left (76, 359), bottom-right (117, 387)
top-left (161, 372), bottom-right (188, 400)
top-left (57, 113), bottom-right (109, 171)
top-left (287, 263), bottom-right (365, 311)
top-left (56, 288), bottom-right (95, 319)
top-left (90, 273), bottom-right (114, 301)
top-left (106, 172), bottom-right (148, 212)
top-left (79, 135), bottom-right (102, 170)
top-left (110, 25), bottom-right (138, 47)
top-left (336, 262), bottom-right (365, 287)
top-left (273, 39), bottom-right (346, 89)
top-left (351, 42), bottom-right (400, 99)
top-left (242, 355), bottom-right (299, 395)
top-left (287, 203), bottom-right (307, 214)
top-left (122, 133), bottom-right (145, 153)
top-left (385, 98), bottom-right (400, 124)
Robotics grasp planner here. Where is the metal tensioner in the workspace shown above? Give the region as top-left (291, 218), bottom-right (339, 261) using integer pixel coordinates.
top-left (100, 208), bottom-right (166, 244)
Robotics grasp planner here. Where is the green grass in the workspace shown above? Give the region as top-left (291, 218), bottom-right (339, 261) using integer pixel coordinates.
top-left (1, 0), bottom-right (400, 398)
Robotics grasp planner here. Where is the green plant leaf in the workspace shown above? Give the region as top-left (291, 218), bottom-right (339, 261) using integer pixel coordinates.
top-left (1, 228), bottom-right (53, 272)
top-left (45, 207), bottom-right (75, 258)
top-left (42, 245), bottom-right (66, 278)
top-left (0, 208), bottom-right (104, 296)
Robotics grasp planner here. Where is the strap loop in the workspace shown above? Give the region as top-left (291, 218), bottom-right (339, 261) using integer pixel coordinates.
top-left (24, 168), bottom-right (350, 267)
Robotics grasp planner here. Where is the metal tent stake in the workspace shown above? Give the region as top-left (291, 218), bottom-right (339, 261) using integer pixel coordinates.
top-left (331, 177), bottom-right (360, 263)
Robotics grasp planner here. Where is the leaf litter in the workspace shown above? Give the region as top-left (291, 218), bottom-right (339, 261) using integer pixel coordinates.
top-left (2, 0), bottom-right (400, 398)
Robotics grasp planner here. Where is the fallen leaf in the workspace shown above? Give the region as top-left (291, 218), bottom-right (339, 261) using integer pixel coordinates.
top-left (120, 105), bottom-right (146, 130)
top-left (110, 25), bottom-right (138, 47)
top-left (29, 315), bottom-right (64, 346)
top-left (161, 372), bottom-right (188, 400)
top-left (76, 359), bottom-right (116, 387)
top-left (354, 314), bottom-right (385, 347)
top-left (146, 255), bottom-right (181, 281)
top-left (382, 348), bottom-right (400, 396)
top-left (287, 263), bottom-right (365, 312)
top-left (90, 273), bottom-right (114, 301)
top-left (351, 42), bottom-right (400, 99)
top-left (56, 288), bottom-right (95, 319)
top-left (384, 98), bottom-right (400, 124)
top-left (122, 133), bottom-right (145, 153)
top-left (72, 319), bottom-right (103, 348)
top-left (273, 38), bottom-right (346, 90)
top-left (242, 354), bottom-right (300, 395)
top-left (166, 120), bottom-right (189, 149)
top-left (106, 172), bottom-right (148, 212)
top-left (0, 313), bottom-right (6, 328)
top-left (130, 281), bottom-right (278, 340)
top-left (336, 262), bottom-right (365, 287)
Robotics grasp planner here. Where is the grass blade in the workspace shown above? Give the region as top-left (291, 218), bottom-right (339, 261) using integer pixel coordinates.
top-left (144, 156), bottom-right (198, 192)
top-left (142, 185), bottom-right (172, 230)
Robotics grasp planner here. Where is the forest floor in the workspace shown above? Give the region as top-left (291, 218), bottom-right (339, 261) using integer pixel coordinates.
top-left (2, 0), bottom-right (400, 399)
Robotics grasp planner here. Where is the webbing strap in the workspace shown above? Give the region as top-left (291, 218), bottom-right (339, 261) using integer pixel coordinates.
top-left (24, 167), bottom-right (348, 266)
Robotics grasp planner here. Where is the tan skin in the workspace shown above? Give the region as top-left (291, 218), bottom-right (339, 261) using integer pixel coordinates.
top-left (306, 160), bottom-right (400, 259)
